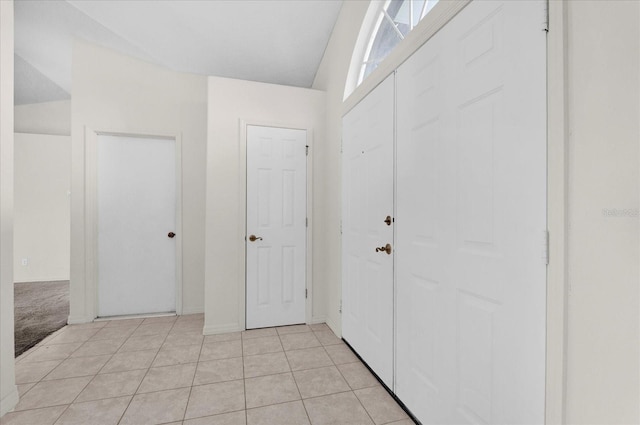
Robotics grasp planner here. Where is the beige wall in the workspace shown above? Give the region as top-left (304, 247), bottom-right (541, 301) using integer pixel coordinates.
top-left (70, 41), bottom-right (208, 322)
top-left (564, 1), bottom-right (639, 423)
top-left (0, 0), bottom-right (18, 416)
top-left (13, 99), bottom-right (71, 284)
top-left (204, 76), bottom-right (325, 334)
top-left (14, 133), bottom-right (71, 282)
top-left (15, 100), bottom-right (71, 136)
top-left (311, 0), bottom-right (370, 335)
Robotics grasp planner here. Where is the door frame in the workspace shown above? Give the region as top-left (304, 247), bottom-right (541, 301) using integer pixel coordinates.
top-left (84, 127), bottom-right (184, 318)
top-left (238, 120), bottom-right (314, 330)
top-left (546, 2), bottom-right (569, 423)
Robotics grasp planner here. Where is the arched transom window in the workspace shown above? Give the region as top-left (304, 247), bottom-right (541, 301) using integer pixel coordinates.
top-left (359, 0), bottom-right (439, 85)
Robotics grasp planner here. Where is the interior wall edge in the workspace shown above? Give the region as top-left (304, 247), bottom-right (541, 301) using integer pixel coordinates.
top-left (181, 307), bottom-right (205, 316)
top-left (546, 0), bottom-right (569, 423)
top-left (0, 389), bottom-right (19, 418)
top-left (202, 323), bottom-right (243, 336)
top-left (14, 100), bottom-right (71, 136)
top-left (0, 0), bottom-right (17, 416)
top-left (66, 315), bottom-right (94, 325)
top-left (310, 315), bottom-right (327, 325)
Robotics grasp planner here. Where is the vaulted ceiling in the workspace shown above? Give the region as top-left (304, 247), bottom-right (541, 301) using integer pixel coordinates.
top-left (14, 0), bottom-right (343, 105)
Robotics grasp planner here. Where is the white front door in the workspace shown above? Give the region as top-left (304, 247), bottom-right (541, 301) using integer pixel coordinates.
top-left (97, 135), bottom-right (177, 317)
top-left (246, 125), bottom-right (307, 329)
top-left (395, 1), bottom-right (547, 423)
top-left (342, 75), bottom-right (395, 387)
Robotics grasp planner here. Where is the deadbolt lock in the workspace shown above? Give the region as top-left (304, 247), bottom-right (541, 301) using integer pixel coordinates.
top-left (384, 215), bottom-right (392, 226)
top-left (168, 232), bottom-right (176, 238)
top-left (375, 243), bottom-right (392, 255)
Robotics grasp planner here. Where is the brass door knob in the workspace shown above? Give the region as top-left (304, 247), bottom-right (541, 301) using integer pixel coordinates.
top-left (375, 244), bottom-right (392, 255)
top-left (249, 235), bottom-right (263, 242)
top-left (168, 232), bottom-right (176, 238)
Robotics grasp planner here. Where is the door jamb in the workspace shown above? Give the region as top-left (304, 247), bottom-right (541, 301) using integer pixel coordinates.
top-left (85, 127), bottom-right (184, 318)
top-left (546, 1), bottom-right (569, 423)
top-left (238, 120), bottom-right (314, 330)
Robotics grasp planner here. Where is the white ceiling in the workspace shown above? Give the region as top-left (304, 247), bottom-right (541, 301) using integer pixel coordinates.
top-left (14, 0), bottom-right (343, 105)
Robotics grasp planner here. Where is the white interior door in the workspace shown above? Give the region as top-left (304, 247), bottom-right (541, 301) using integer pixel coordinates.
top-left (98, 135), bottom-right (177, 317)
top-left (246, 125), bottom-right (307, 329)
top-left (342, 75), bottom-right (395, 387)
top-left (395, 1), bottom-right (547, 423)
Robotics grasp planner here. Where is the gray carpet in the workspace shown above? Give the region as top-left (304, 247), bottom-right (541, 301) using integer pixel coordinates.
top-left (14, 280), bottom-right (69, 357)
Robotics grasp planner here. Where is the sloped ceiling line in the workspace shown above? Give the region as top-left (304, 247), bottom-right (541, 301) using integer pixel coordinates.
top-left (14, 0), bottom-right (343, 105)
top-left (14, 53), bottom-right (70, 105)
top-left (64, 0), bottom-right (169, 71)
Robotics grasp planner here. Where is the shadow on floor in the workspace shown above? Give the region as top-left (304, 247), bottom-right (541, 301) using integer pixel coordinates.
top-left (14, 280), bottom-right (69, 357)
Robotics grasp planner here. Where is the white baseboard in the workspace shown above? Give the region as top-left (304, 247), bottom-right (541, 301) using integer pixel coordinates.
top-left (310, 315), bottom-right (327, 324)
top-left (202, 323), bottom-right (242, 335)
top-left (14, 277), bottom-right (69, 284)
top-left (181, 307), bottom-right (204, 316)
top-left (325, 316), bottom-right (342, 338)
top-left (0, 385), bottom-right (19, 416)
top-left (67, 315), bottom-right (94, 325)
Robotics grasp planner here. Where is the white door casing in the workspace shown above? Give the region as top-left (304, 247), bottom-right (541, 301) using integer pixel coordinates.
top-left (395, 1), bottom-right (547, 424)
top-left (97, 135), bottom-right (177, 317)
top-left (246, 125), bottom-right (307, 329)
top-left (342, 75), bottom-right (395, 388)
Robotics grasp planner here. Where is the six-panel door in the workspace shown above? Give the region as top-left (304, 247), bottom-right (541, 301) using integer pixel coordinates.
top-left (246, 125), bottom-right (307, 329)
top-left (341, 0), bottom-right (547, 423)
top-left (395, 1), bottom-right (547, 423)
top-left (342, 75), bottom-right (395, 388)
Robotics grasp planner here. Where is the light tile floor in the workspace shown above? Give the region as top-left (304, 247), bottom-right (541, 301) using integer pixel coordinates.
top-left (2, 315), bottom-right (413, 425)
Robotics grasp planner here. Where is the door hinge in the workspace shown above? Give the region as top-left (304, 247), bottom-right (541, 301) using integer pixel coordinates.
top-left (339, 300), bottom-right (342, 314)
top-left (340, 220), bottom-right (342, 234)
top-left (306, 217), bottom-right (308, 227)
top-left (543, 230), bottom-right (549, 265)
top-left (305, 145), bottom-right (309, 156)
top-left (543, 0), bottom-right (549, 32)
top-left (305, 289), bottom-right (308, 299)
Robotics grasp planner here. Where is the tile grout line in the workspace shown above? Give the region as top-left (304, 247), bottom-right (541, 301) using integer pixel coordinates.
top-left (280, 328), bottom-right (312, 425)
top-left (181, 322), bottom-right (206, 423)
top-left (11, 318), bottom-right (214, 422)
top-left (116, 317), bottom-right (175, 425)
top-left (353, 389), bottom-right (381, 425)
top-left (181, 407), bottom-right (246, 423)
top-left (242, 335), bottom-right (248, 425)
top-left (311, 330), bottom-right (378, 425)
top-left (11, 321), bottom-right (137, 418)
top-left (51, 319), bottom-right (145, 424)
top-left (329, 342), bottom-right (380, 425)
top-left (11, 322), bottom-right (389, 425)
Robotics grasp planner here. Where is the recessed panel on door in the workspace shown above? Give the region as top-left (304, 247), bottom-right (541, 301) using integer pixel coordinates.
top-left (246, 125), bottom-right (307, 329)
top-left (342, 75), bottom-right (395, 388)
top-left (97, 135), bottom-right (177, 317)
